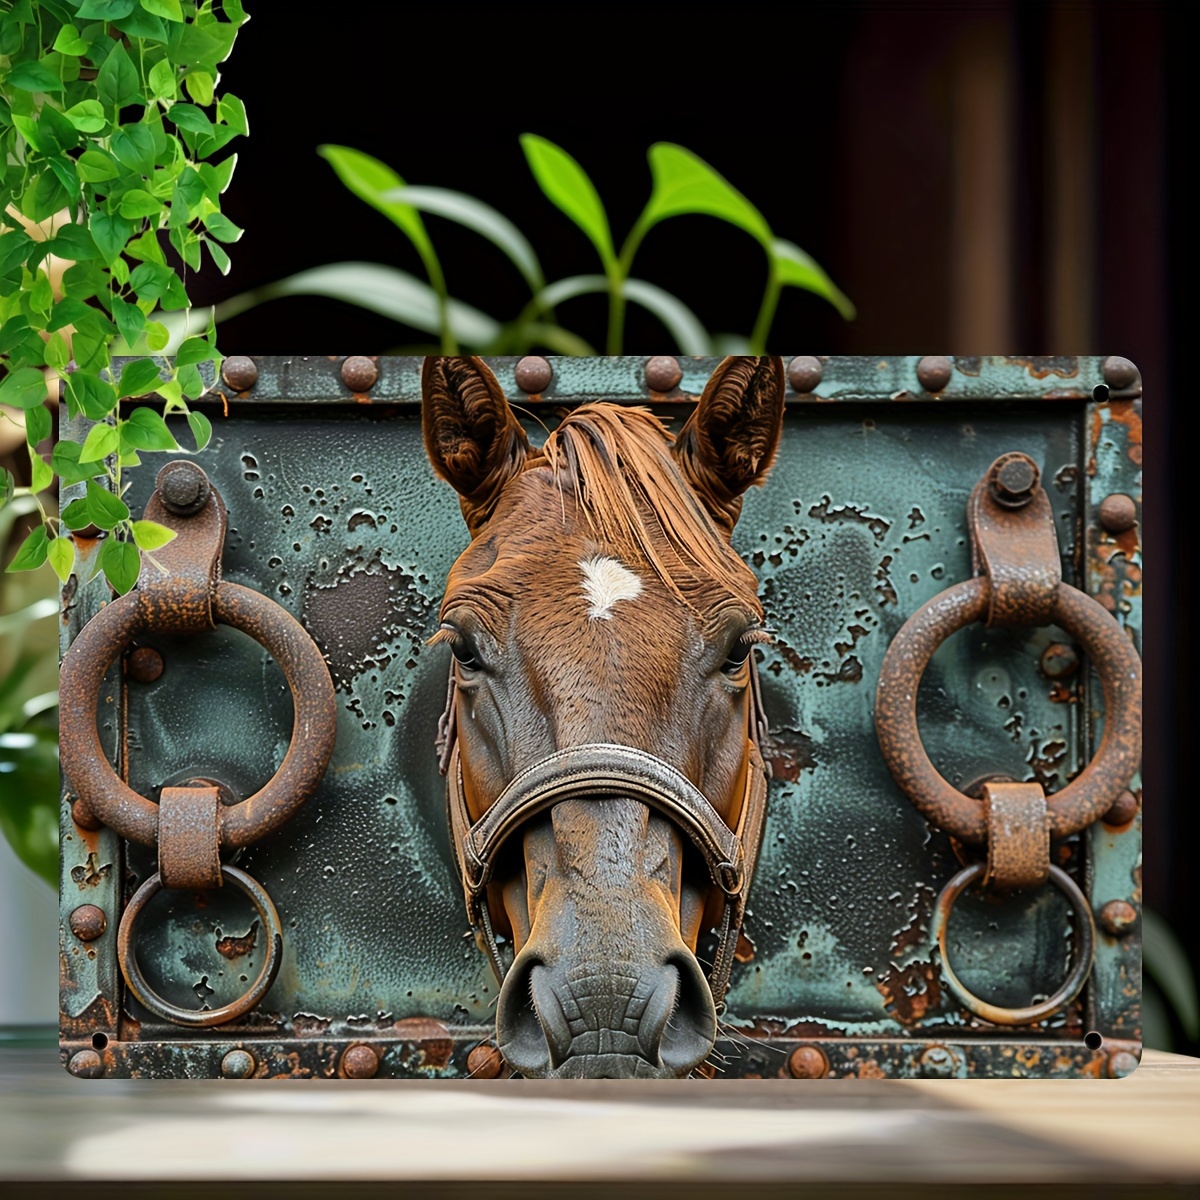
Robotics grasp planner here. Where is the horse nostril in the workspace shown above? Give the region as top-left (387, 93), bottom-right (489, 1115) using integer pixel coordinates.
top-left (496, 957), bottom-right (562, 1077)
top-left (658, 954), bottom-right (718, 1075)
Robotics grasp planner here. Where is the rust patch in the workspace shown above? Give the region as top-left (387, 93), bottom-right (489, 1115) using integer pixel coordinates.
top-left (215, 921), bottom-right (258, 960)
top-left (876, 960), bottom-right (941, 1024)
top-left (393, 1016), bottom-right (454, 1069)
top-left (807, 495), bottom-right (891, 542)
top-left (1006, 356), bottom-right (1079, 379)
top-left (293, 1013), bottom-right (333, 1037)
top-left (70, 852), bottom-right (111, 888)
top-left (734, 929), bottom-right (756, 963)
top-left (761, 727), bottom-right (817, 781)
top-left (874, 556), bottom-right (898, 605)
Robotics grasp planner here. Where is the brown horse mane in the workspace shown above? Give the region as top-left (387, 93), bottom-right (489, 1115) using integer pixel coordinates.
top-left (532, 403), bottom-right (762, 617)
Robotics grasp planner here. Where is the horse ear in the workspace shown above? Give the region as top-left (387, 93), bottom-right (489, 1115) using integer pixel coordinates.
top-left (674, 355), bottom-right (785, 531)
top-left (422, 356), bottom-right (530, 533)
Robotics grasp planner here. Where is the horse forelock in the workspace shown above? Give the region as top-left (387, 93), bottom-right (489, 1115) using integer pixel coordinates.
top-left (532, 404), bottom-right (760, 615)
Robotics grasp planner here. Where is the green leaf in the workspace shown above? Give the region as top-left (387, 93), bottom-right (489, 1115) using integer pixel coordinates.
top-left (112, 7), bottom-right (167, 41)
top-left (60, 496), bottom-right (95, 530)
top-left (772, 238), bottom-right (856, 320)
top-left (0, 469), bottom-right (13, 509)
top-left (112, 124), bottom-right (157, 175)
top-left (0, 368), bottom-right (48, 410)
top-left (383, 185), bottom-right (544, 291)
top-left (29, 450), bottom-right (53, 494)
top-left (520, 134), bottom-right (614, 268)
top-left (121, 406), bottom-right (177, 450)
top-left (77, 0), bottom-right (137, 17)
top-left (0, 230), bottom-right (34, 275)
top-left (177, 363), bottom-right (203, 399)
top-left (125, 230), bottom-right (166, 265)
top-left (197, 154), bottom-right (236, 198)
top-left (144, 320), bottom-right (170, 352)
top-left (23, 402), bottom-right (51, 448)
top-left (130, 519), bottom-right (176, 551)
top-left (48, 154), bottom-right (83, 204)
top-left (79, 422), bottom-right (120, 462)
top-left (97, 43), bottom-right (141, 110)
top-left (12, 114), bottom-right (41, 153)
top-left (118, 358), bottom-right (164, 397)
top-left (0, 721), bottom-right (60, 887)
top-left (51, 441), bottom-right (104, 485)
top-left (200, 210), bottom-right (242, 243)
top-left (7, 526), bottom-right (49, 571)
top-left (7, 60), bottom-right (65, 93)
top-left (641, 143), bottom-right (772, 248)
top-left (89, 211), bottom-right (134, 264)
top-left (100, 536), bottom-right (141, 593)
top-left (50, 223), bottom-right (101, 260)
top-left (186, 409), bottom-right (211, 450)
top-left (184, 70), bottom-right (214, 106)
top-left (147, 57), bottom-right (177, 101)
top-left (53, 24), bottom-right (90, 55)
top-left (66, 373), bottom-right (118, 420)
top-left (175, 336), bottom-right (214, 366)
top-left (141, 0), bottom-right (184, 18)
top-left (47, 535), bottom-right (75, 583)
top-left (85, 479), bottom-right (130, 529)
top-left (75, 149), bottom-right (120, 183)
top-left (64, 99), bottom-right (107, 132)
top-left (27, 168), bottom-right (71, 221)
top-left (167, 101), bottom-right (212, 132)
top-left (317, 145), bottom-right (436, 264)
top-left (245, 262), bottom-right (500, 347)
top-left (1144, 908), bottom-right (1200, 1041)
top-left (110, 298), bottom-right (147, 348)
top-left (36, 105), bottom-right (80, 154)
top-left (204, 238), bottom-right (230, 275)
top-left (118, 188), bottom-right (164, 219)
top-left (217, 94), bottom-right (248, 136)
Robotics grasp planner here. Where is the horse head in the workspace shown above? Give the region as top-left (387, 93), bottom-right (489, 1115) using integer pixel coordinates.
top-left (423, 355), bottom-right (784, 1078)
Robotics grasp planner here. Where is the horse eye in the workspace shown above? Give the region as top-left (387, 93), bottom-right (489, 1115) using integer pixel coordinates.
top-left (451, 639), bottom-right (482, 671)
top-left (721, 640), bottom-right (752, 674)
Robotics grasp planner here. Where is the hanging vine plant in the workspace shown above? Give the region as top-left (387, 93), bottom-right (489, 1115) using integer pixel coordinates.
top-left (0, 0), bottom-right (248, 594)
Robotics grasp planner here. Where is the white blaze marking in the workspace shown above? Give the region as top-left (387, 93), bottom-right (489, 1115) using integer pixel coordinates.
top-left (580, 555), bottom-right (643, 621)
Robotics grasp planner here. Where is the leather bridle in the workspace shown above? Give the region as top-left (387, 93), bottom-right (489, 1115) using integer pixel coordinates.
top-left (435, 654), bottom-right (772, 1009)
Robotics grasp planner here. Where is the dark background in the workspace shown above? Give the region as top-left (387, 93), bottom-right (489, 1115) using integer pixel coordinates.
top-left (189, 1), bottom-right (1191, 1044)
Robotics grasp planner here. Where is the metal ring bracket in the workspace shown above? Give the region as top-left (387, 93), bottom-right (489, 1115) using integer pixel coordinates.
top-left (60, 581), bottom-right (337, 851)
top-left (875, 576), bottom-right (1141, 844)
top-left (117, 865), bottom-right (283, 1028)
top-left (930, 862), bottom-right (1097, 1026)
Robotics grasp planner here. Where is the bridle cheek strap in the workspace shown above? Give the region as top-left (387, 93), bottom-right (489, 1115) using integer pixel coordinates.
top-left (441, 658), bottom-right (772, 1008)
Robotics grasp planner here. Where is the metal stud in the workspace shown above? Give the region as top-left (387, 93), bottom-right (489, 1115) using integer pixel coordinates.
top-left (787, 1044), bottom-right (829, 1078)
top-left (919, 1044), bottom-right (960, 1078)
top-left (644, 356), bottom-right (682, 392)
top-left (69, 905), bottom-right (107, 942)
top-left (127, 647), bottom-right (164, 683)
top-left (157, 461), bottom-right (211, 517)
top-left (916, 355), bottom-right (953, 392)
top-left (787, 356), bottom-right (823, 393)
top-left (1108, 1049), bottom-right (1140, 1078)
top-left (341, 356), bottom-right (378, 392)
top-left (1101, 356), bottom-right (1139, 391)
top-left (1098, 900), bottom-right (1138, 939)
top-left (514, 356), bottom-right (552, 394)
top-left (1102, 790), bottom-right (1139, 827)
top-left (1040, 643), bottom-right (1079, 680)
top-left (221, 356), bottom-right (258, 392)
top-left (1099, 493), bottom-right (1137, 534)
top-left (467, 1042), bottom-right (505, 1079)
top-left (221, 1048), bottom-right (257, 1078)
top-left (340, 1043), bottom-right (380, 1079)
top-left (68, 1049), bottom-right (104, 1078)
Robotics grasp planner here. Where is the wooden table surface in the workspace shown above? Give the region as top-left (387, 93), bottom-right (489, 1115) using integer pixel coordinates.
top-left (3, 1042), bottom-right (1198, 1197)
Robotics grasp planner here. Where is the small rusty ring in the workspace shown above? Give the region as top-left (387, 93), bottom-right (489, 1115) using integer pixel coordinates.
top-left (931, 862), bottom-right (1096, 1026)
top-left (875, 577), bottom-right (1141, 844)
top-left (60, 582), bottom-right (337, 851)
top-left (117, 865), bottom-right (283, 1028)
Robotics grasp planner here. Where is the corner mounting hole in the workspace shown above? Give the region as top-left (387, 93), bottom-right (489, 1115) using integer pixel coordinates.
top-left (1092, 384), bottom-right (1110, 402)
top-left (91, 1032), bottom-right (109, 1050)
top-left (1084, 1031), bottom-right (1103, 1050)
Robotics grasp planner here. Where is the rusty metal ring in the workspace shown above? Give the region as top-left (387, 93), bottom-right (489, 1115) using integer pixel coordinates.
top-left (931, 862), bottom-right (1096, 1026)
top-left (117, 864), bottom-right (283, 1028)
top-left (60, 582), bottom-right (337, 850)
top-left (875, 577), bottom-right (1141, 844)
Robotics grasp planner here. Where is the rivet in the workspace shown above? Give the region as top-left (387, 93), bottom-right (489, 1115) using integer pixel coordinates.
top-left (467, 1042), bottom-right (505, 1079)
top-left (787, 356), bottom-right (823, 393)
top-left (644, 355), bottom-right (682, 392)
top-left (919, 1044), bottom-right (960, 1078)
top-left (1101, 356), bottom-right (1139, 391)
top-left (221, 1048), bottom-right (256, 1078)
top-left (69, 905), bottom-right (107, 942)
top-left (341, 1043), bottom-right (380, 1079)
top-left (987, 452), bottom-right (1039, 508)
top-left (1099, 493), bottom-right (1137, 534)
top-left (514, 356), bottom-right (552, 394)
top-left (916, 355), bottom-right (953, 392)
top-left (68, 1049), bottom-right (104, 1078)
top-left (1108, 1049), bottom-right (1140, 1078)
top-left (341, 356), bottom-right (378, 392)
top-left (1098, 900), bottom-right (1138, 939)
top-left (787, 1044), bottom-right (829, 1079)
top-left (1103, 790), bottom-right (1140, 827)
top-left (127, 647), bottom-right (164, 683)
top-left (221, 356), bottom-right (258, 391)
top-left (1040, 643), bottom-right (1079, 680)
top-left (156, 460), bottom-right (211, 517)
